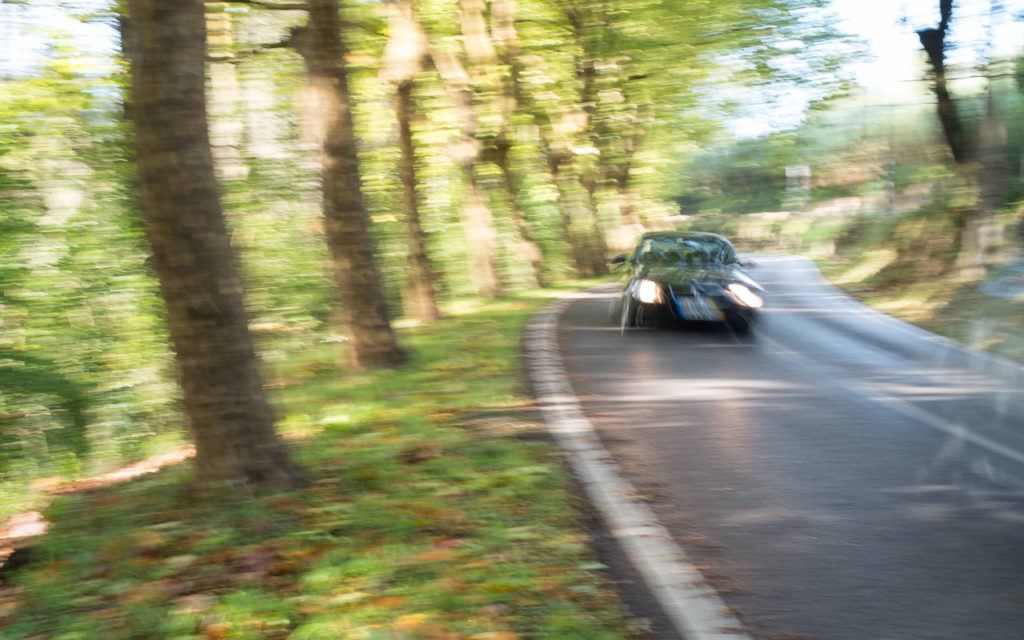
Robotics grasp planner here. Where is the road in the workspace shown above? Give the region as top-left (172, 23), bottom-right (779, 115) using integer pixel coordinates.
top-left (556, 256), bottom-right (1024, 640)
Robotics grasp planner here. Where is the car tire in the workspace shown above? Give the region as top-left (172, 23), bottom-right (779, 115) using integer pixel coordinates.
top-left (621, 296), bottom-right (641, 329)
top-left (726, 311), bottom-right (752, 335)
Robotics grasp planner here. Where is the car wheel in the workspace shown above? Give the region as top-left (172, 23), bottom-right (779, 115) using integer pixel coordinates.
top-left (620, 296), bottom-right (639, 329)
top-left (726, 312), bottom-right (751, 335)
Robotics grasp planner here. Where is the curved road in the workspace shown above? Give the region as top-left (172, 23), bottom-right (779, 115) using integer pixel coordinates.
top-left (557, 256), bottom-right (1024, 640)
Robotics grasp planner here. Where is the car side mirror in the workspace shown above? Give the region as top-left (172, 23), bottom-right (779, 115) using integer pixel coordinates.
top-left (609, 254), bottom-right (627, 265)
top-left (738, 258), bottom-right (756, 268)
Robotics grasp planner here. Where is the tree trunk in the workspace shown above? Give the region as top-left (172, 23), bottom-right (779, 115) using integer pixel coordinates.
top-left (297, 0), bottom-right (406, 368)
top-left (383, 0), bottom-right (440, 322)
top-left (428, 47), bottom-right (502, 298)
top-left (580, 170), bottom-right (610, 275)
top-left (461, 166), bottom-right (502, 297)
top-left (492, 0), bottom-right (598, 278)
top-left (396, 80), bottom-right (440, 321)
top-left (917, 0), bottom-right (968, 164)
top-left (548, 155), bottom-right (595, 277)
top-left (128, 0), bottom-right (300, 491)
top-left (566, 5), bottom-right (611, 272)
top-left (489, 0), bottom-right (546, 287)
top-left (493, 135), bottom-right (546, 287)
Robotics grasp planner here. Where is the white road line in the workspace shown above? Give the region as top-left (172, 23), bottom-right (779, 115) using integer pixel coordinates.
top-left (764, 256), bottom-right (1024, 381)
top-left (756, 331), bottom-right (1024, 471)
top-left (524, 290), bottom-right (752, 640)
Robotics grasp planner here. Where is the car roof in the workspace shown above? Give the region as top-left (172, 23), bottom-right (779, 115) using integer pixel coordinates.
top-left (636, 231), bottom-right (735, 246)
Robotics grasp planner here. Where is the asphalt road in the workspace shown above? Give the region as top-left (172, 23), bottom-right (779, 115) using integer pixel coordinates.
top-left (558, 256), bottom-right (1024, 640)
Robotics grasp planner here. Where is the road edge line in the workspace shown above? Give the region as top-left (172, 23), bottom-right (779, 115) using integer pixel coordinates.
top-left (788, 255), bottom-right (1024, 381)
top-left (523, 289), bottom-right (751, 640)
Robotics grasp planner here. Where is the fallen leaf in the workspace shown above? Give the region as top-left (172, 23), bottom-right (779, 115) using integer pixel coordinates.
top-left (393, 613), bottom-right (432, 630)
top-left (202, 622), bottom-right (233, 639)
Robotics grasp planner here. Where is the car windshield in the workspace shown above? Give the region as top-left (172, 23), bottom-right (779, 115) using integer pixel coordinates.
top-left (634, 236), bottom-right (735, 267)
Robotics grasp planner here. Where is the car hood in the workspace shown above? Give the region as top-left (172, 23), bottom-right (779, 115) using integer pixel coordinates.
top-left (638, 264), bottom-right (763, 294)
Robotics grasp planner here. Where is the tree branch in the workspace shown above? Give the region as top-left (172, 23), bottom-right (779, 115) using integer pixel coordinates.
top-left (207, 35), bottom-right (297, 63)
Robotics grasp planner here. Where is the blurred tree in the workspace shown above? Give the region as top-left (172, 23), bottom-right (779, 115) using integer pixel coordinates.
top-left (382, 0), bottom-right (441, 322)
top-left (0, 40), bottom-right (183, 493)
top-left (127, 0), bottom-right (301, 490)
top-left (424, 5), bottom-right (504, 297)
top-left (290, 0), bottom-right (408, 366)
top-left (478, 0), bottom-right (547, 288)
top-left (916, 0), bottom-right (1019, 275)
top-left (917, 0), bottom-right (967, 164)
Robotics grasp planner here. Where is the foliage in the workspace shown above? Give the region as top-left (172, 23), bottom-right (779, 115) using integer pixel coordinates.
top-left (0, 49), bottom-right (181, 519)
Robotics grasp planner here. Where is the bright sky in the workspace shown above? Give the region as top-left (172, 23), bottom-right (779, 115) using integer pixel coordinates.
top-left (0, 0), bottom-right (117, 77)
top-left (731, 0), bottom-right (1023, 137)
top-left (837, 0), bottom-right (1024, 93)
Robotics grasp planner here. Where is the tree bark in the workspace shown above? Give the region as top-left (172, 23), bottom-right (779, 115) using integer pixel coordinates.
top-left (296, 0), bottom-right (406, 367)
top-left (428, 46), bottom-right (502, 298)
top-left (491, 0), bottom-right (546, 287)
top-left (499, 45), bottom-right (589, 274)
top-left (547, 154), bottom-right (596, 277)
top-left (917, 0), bottom-right (968, 164)
top-left (396, 80), bottom-right (440, 321)
top-left (492, 135), bottom-right (546, 287)
top-left (128, 0), bottom-right (300, 491)
top-left (383, 0), bottom-right (440, 322)
top-left (565, 4), bottom-right (611, 272)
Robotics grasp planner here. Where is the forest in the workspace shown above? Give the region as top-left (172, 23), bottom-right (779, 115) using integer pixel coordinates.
top-left (1, 0), bottom-right (1022, 636)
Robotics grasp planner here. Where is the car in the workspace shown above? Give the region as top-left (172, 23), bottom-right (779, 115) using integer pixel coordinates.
top-left (611, 231), bottom-right (764, 334)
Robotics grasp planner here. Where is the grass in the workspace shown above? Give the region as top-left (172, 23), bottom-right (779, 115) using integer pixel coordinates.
top-left (0, 285), bottom-right (637, 640)
top-left (818, 209), bottom-right (1024, 364)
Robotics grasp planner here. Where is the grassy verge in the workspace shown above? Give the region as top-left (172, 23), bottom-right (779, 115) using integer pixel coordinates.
top-left (1, 285), bottom-right (639, 639)
top-left (817, 209), bottom-right (1024, 364)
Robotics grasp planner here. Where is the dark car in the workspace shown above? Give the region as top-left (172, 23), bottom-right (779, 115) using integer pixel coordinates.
top-left (611, 231), bottom-right (764, 334)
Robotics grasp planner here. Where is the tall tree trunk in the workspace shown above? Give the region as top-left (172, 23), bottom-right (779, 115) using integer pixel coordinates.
top-left (128, 0), bottom-right (300, 491)
top-left (548, 154), bottom-right (596, 277)
top-left (565, 6), bottom-right (611, 270)
top-left (917, 0), bottom-right (968, 164)
top-left (461, 166), bottom-right (502, 297)
top-left (428, 48), bottom-right (502, 297)
top-left (383, 0), bottom-right (440, 322)
top-left (493, 135), bottom-right (546, 287)
top-left (296, 0), bottom-right (406, 367)
top-left (498, 27), bottom-right (590, 277)
top-left (489, 0), bottom-right (546, 287)
top-left (580, 169), bottom-right (610, 275)
top-left (396, 80), bottom-right (440, 321)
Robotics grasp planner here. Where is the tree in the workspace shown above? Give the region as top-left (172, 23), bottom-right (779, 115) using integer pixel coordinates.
top-left (425, 7), bottom-right (504, 298)
top-left (292, 0), bottom-right (408, 366)
top-left (128, 0), bottom-right (301, 490)
top-left (474, 0), bottom-right (547, 288)
top-left (916, 0), bottom-right (1018, 275)
top-left (382, 0), bottom-right (441, 322)
top-left (917, 0), bottom-right (968, 164)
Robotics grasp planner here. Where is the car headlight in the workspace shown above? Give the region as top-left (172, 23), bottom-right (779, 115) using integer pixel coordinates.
top-left (726, 282), bottom-right (763, 308)
top-left (637, 279), bottom-right (661, 304)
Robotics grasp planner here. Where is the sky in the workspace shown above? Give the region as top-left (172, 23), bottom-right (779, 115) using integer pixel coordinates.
top-left (729, 0), bottom-right (1024, 137)
top-left (0, 0), bottom-right (118, 77)
top-left (837, 0), bottom-right (1023, 93)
